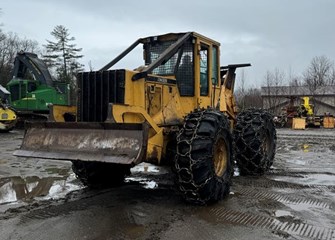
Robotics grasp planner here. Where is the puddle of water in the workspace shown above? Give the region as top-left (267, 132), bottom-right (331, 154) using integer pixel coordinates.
top-left (233, 167), bottom-right (240, 177)
top-left (286, 141), bottom-right (333, 154)
top-left (285, 158), bottom-right (307, 165)
top-left (0, 173), bottom-right (82, 205)
top-left (131, 163), bottom-right (164, 174)
top-left (302, 144), bottom-right (309, 153)
top-left (0, 159), bottom-right (8, 164)
top-left (275, 210), bottom-right (294, 218)
top-left (125, 177), bottom-right (158, 189)
top-left (37, 177), bottom-right (81, 201)
top-left (272, 173), bottom-right (335, 186)
top-left (290, 143), bottom-right (312, 152)
top-left (144, 181), bottom-right (158, 189)
top-left (302, 173), bottom-right (335, 185)
top-left (287, 203), bottom-right (313, 212)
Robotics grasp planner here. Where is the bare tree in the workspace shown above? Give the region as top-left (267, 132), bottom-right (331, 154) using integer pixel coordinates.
top-left (288, 76), bottom-right (301, 87)
top-left (244, 87), bottom-right (262, 108)
top-left (263, 68), bottom-right (285, 114)
top-left (0, 9), bottom-right (40, 85)
top-left (304, 56), bottom-right (333, 88)
top-left (0, 32), bottom-right (39, 86)
top-left (235, 69), bottom-right (246, 110)
top-left (286, 67), bottom-right (302, 101)
top-left (303, 56), bottom-right (334, 114)
top-left (330, 67), bottom-right (335, 85)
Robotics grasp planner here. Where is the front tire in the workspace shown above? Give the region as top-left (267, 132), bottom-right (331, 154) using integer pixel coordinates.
top-left (175, 108), bottom-right (233, 204)
top-left (233, 108), bottom-right (276, 175)
top-left (72, 161), bottom-right (131, 188)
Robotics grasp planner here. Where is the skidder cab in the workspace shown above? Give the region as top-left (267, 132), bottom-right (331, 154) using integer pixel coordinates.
top-left (15, 32), bottom-right (276, 204)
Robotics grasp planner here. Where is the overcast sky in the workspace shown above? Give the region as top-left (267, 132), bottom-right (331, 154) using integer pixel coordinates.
top-left (1, 0), bottom-right (335, 87)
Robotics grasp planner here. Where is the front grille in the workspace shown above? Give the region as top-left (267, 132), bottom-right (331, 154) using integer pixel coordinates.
top-left (77, 70), bottom-right (125, 122)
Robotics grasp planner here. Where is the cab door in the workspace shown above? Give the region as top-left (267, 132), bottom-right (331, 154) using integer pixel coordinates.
top-left (195, 42), bottom-right (210, 108)
top-left (195, 41), bottom-right (220, 109)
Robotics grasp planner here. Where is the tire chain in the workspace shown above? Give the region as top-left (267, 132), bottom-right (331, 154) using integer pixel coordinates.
top-left (175, 108), bottom-right (231, 204)
top-left (233, 108), bottom-right (276, 175)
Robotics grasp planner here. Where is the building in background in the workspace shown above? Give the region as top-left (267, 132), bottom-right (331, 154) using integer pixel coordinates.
top-left (261, 85), bottom-right (335, 116)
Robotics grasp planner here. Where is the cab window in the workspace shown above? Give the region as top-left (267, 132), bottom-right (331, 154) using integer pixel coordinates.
top-left (211, 46), bottom-right (219, 86)
top-left (200, 45), bottom-right (209, 96)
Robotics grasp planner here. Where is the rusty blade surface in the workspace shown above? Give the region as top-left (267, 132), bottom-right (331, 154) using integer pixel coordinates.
top-left (14, 122), bottom-right (148, 165)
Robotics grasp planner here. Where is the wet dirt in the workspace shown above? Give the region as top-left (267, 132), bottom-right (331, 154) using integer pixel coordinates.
top-left (0, 128), bottom-right (335, 240)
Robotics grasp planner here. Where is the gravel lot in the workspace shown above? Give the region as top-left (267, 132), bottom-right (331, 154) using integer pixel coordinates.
top-left (0, 128), bottom-right (334, 240)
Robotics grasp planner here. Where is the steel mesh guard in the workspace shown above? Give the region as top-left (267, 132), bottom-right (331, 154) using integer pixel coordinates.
top-left (77, 70), bottom-right (125, 122)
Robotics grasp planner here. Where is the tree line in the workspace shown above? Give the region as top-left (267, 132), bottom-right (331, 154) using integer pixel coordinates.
top-left (0, 31), bottom-right (39, 86)
top-left (0, 27), bottom-right (83, 86)
top-left (0, 10), bottom-right (83, 101)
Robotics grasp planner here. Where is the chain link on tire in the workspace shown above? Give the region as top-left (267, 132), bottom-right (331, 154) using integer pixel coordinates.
top-left (72, 161), bottom-right (131, 188)
top-left (175, 108), bottom-right (233, 205)
top-left (233, 108), bottom-right (276, 175)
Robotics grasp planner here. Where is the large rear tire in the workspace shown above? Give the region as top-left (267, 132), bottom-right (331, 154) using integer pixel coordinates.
top-left (72, 161), bottom-right (131, 188)
top-left (233, 108), bottom-right (276, 175)
top-left (175, 108), bottom-right (233, 205)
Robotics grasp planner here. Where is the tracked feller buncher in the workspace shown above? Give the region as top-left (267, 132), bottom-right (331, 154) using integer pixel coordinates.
top-left (6, 51), bottom-right (74, 125)
top-left (15, 32), bottom-right (276, 204)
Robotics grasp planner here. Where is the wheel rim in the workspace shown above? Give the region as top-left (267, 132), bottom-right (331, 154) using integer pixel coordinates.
top-left (214, 138), bottom-right (228, 177)
top-left (262, 130), bottom-right (271, 156)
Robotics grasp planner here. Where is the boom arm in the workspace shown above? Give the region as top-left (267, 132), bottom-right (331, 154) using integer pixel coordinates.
top-left (220, 63), bottom-right (251, 90)
top-left (217, 64), bottom-right (251, 119)
top-left (12, 51), bottom-right (54, 86)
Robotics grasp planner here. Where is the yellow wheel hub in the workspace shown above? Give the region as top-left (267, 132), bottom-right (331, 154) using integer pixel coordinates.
top-left (214, 138), bottom-right (228, 177)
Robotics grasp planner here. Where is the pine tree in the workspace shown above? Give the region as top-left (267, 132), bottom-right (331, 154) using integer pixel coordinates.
top-left (43, 25), bottom-right (84, 83)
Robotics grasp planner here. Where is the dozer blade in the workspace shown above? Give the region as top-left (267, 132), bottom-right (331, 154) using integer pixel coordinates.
top-left (14, 122), bottom-right (148, 165)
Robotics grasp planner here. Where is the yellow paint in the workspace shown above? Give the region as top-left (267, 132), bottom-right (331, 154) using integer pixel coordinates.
top-left (111, 104), bottom-right (165, 163)
top-left (301, 97), bottom-right (314, 116)
top-left (302, 144), bottom-right (309, 153)
top-left (49, 105), bottom-right (77, 122)
top-left (0, 108), bottom-right (17, 121)
top-left (147, 129), bottom-right (164, 163)
top-left (0, 107), bottom-right (17, 131)
top-left (323, 116), bottom-right (335, 129)
top-left (292, 118), bottom-right (306, 130)
top-left (112, 104), bottom-right (160, 133)
top-left (106, 33), bottom-right (239, 164)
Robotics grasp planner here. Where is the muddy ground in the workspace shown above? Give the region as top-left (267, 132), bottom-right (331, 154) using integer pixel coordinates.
top-left (0, 129), bottom-right (334, 240)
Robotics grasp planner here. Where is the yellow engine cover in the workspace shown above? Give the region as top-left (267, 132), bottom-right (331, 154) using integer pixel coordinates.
top-left (0, 107), bottom-right (16, 121)
top-left (0, 107), bottom-right (17, 131)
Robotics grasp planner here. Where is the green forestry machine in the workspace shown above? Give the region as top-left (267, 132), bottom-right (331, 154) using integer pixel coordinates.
top-left (6, 51), bottom-right (70, 123)
top-left (15, 32), bottom-right (276, 204)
